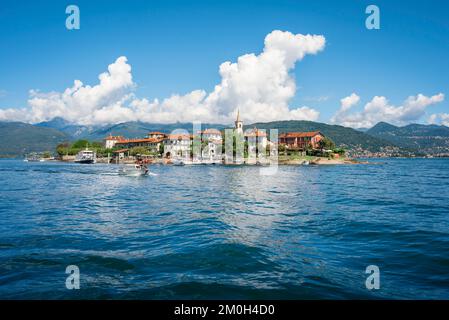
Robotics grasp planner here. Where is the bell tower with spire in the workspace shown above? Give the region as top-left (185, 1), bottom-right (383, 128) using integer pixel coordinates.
top-left (235, 109), bottom-right (243, 135)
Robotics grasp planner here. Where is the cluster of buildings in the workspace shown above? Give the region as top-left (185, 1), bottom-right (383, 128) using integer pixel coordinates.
top-left (104, 111), bottom-right (326, 162)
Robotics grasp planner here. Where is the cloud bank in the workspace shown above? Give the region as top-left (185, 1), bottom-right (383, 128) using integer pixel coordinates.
top-left (331, 93), bottom-right (445, 128)
top-left (0, 30), bottom-right (325, 125)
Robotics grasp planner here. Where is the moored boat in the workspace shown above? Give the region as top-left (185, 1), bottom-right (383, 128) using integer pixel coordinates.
top-left (24, 153), bottom-right (45, 162)
top-left (75, 147), bottom-right (96, 164)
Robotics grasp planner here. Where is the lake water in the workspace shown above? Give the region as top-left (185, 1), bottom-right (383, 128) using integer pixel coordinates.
top-left (0, 159), bottom-right (448, 299)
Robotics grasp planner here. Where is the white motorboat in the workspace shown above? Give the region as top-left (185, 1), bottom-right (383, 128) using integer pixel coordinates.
top-left (75, 147), bottom-right (96, 164)
top-left (118, 164), bottom-right (149, 176)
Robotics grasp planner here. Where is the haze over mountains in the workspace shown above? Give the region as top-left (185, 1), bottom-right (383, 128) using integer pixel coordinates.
top-left (1, 117), bottom-right (448, 157)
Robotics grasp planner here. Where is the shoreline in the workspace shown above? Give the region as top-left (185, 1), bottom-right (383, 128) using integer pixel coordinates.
top-left (3, 156), bottom-right (448, 165)
top-left (63, 156), bottom-right (366, 166)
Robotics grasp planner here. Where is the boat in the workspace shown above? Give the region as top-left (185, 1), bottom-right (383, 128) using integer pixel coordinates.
top-left (24, 153), bottom-right (45, 162)
top-left (118, 164), bottom-right (149, 176)
top-left (172, 159), bottom-right (186, 166)
top-left (74, 147), bottom-right (96, 164)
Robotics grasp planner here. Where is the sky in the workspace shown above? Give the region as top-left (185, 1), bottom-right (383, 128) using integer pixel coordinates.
top-left (0, 0), bottom-right (448, 127)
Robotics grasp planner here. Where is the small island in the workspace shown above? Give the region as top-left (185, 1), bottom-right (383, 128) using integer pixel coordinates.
top-left (53, 111), bottom-right (355, 166)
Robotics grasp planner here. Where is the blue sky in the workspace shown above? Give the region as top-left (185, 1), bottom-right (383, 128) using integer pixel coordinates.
top-left (0, 0), bottom-right (448, 127)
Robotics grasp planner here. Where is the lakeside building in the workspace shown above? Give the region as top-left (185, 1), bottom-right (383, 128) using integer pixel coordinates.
top-left (201, 140), bottom-right (222, 162)
top-left (113, 148), bottom-right (129, 160)
top-left (197, 128), bottom-right (223, 162)
top-left (104, 135), bottom-right (125, 149)
top-left (148, 132), bottom-right (167, 139)
top-left (279, 131), bottom-right (324, 150)
top-left (163, 133), bottom-right (192, 159)
top-left (244, 127), bottom-right (268, 154)
top-left (198, 128), bottom-right (222, 142)
top-left (114, 137), bottom-right (164, 153)
top-left (109, 132), bottom-right (167, 153)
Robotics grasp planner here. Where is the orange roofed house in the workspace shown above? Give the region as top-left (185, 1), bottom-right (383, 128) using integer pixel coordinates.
top-left (106, 132), bottom-right (166, 153)
top-left (279, 131), bottom-right (325, 150)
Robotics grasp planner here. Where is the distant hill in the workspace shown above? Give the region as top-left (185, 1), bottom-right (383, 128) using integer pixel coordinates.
top-left (247, 120), bottom-right (397, 152)
top-left (36, 117), bottom-right (100, 138)
top-left (0, 122), bottom-right (70, 157)
top-left (366, 122), bottom-right (449, 154)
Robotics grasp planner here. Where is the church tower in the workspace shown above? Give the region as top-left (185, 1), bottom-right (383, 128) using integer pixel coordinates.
top-left (235, 109), bottom-right (243, 135)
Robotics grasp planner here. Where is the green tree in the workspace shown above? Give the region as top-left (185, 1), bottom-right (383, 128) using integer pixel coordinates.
top-left (130, 146), bottom-right (150, 156)
top-left (71, 139), bottom-right (90, 149)
top-left (318, 137), bottom-right (336, 151)
top-left (42, 151), bottom-right (52, 158)
top-left (56, 142), bottom-right (70, 156)
top-left (158, 143), bottom-right (164, 156)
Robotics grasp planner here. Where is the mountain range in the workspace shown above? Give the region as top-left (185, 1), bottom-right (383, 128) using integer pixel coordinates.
top-left (1, 117), bottom-right (448, 157)
top-left (366, 122), bottom-right (449, 155)
top-left (0, 122), bottom-right (70, 157)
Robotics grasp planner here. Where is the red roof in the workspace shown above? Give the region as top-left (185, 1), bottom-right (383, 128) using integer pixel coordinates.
top-left (245, 128), bottom-right (267, 137)
top-left (279, 131), bottom-right (322, 138)
top-left (114, 148), bottom-right (129, 153)
top-left (148, 131), bottom-right (165, 135)
top-left (199, 128), bottom-right (222, 135)
top-left (104, 135), bottom-right (125, 141)
top-left (164, 134), bottom-right (192, 140)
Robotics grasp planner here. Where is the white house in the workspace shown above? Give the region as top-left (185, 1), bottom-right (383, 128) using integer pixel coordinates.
top-left (199, 128), bottom-right (222, 142)
top-left (163, 134), bottom-right (192, 159)
top-left (245, 127), bottom-right (268, 153)
top-left (201, 140), bottom-right (222, 163)
top-left (104, 135), bottom-right (124, 149)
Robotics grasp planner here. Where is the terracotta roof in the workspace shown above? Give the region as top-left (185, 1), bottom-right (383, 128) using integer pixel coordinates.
top-left (148, 131), bottom-right (166, 135)
top-left (199, 129), bottom-right (222, 135)
top-left (245, 128), bottom-right (267, 137)
top-left (165, 134), bottom-right (192, 140)
top-left (115, 137), bottom-right (163, 144)
top-left (279, 131), bottom-right (322, 138)
top-left (114, 148), bottom-right (129, 153)
top-left (104, 135), bottom-right (125, 140)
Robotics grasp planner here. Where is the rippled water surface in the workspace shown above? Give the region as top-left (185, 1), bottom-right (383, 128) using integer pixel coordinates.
top-left (0, 159), bottom-right (448, 299)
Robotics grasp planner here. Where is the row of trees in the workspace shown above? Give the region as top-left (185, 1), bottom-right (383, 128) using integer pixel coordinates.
top-left (56, 140), bottom-right (109, 157)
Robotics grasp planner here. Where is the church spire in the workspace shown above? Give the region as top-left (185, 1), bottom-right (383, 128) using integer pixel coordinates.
top-left (235, 108), bottom-right (243, 135)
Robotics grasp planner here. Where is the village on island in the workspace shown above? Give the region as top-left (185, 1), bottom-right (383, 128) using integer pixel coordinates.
top-left (26, 111), bottom-right (354, 171)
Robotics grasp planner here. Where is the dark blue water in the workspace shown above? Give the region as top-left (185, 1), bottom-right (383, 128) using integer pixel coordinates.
top-left (0, 159), bottom-right (448, 299)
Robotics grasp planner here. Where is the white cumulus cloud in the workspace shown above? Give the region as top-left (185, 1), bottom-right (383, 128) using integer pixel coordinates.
top-left (428, 113), bottom-right (449, 127)
top-left (0, 30), bottom-right (325, 125)
top-left (330, 93), bottom-right (360, 124)
top-left (331, 93), bottom-right (445, 128)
